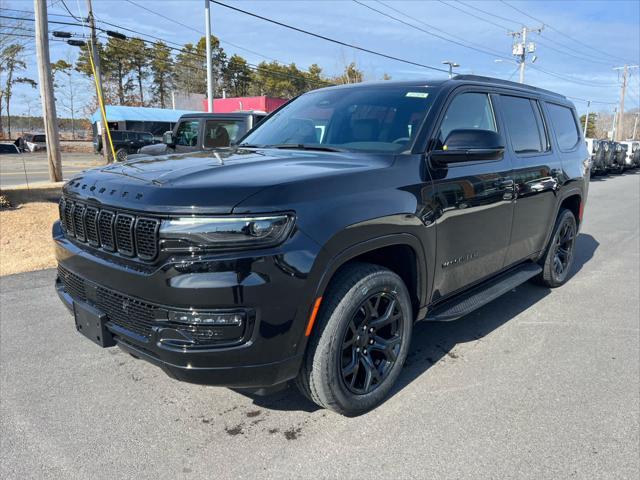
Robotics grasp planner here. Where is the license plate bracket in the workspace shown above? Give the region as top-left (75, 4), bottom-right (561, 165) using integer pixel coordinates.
top-left (74, 301), bottom-right (116, 348)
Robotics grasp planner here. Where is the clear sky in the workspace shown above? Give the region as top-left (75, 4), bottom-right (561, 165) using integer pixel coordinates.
top-left (3, 0), bottom-right (640, 118)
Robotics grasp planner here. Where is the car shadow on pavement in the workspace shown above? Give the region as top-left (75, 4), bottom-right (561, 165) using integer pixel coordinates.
top-left (237, 233), bottom-right (599, 414)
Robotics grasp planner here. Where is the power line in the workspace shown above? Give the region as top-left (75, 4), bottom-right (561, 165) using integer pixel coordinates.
top-left (430, 2), bottom-right (614, 66)
top-left (358, 0), bottom-right (511, 61)
top-left (354, 1), bottom-right (618, 88)
top-left (209, 0), bottom-right (451, 74)
top-left (499, 0), bottom-right (634, 64)
top-left (436, 0), bottom-right (511, 31)
top-left (59, 0), bottom-right (83, 22)
top-left (527, 64), bottom-right (618, 87)
top-left (124, 0), bottom-right (200, 34)
top-left (0, 13), bottom-right (333, 88)
top-left (451, 0), bottom-right (618, 65)
top-left (534, 38), bottom-right (614, 67)
top-left (456, 0), bottom-right (522, 27)
top-left (120, 0), bottom-right (305, 70)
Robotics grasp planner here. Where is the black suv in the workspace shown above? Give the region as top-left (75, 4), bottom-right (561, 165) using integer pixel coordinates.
top-left (94, 130), bottom-right (156, 162)
top-left (136, 112), bottom-right (266, 157)
top-left (54, 76), bottom-right (589, 415)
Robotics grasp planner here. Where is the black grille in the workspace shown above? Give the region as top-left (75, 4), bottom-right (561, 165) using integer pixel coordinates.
top-left (58, 266), bottom-right (247, 345)
top-left (95, 287), bottom-right (156, 339)
top-left (135, 218), bottom-right (159, 260)
top-left (58, 265), bottom-right (155, 339)
top-left (98, 210), bottom-right (115, 251)
top-left (58, 197), bottom-right (66, 232)
top-left (59, 197), bottom-right (159, 261)
top-left (85, 207), bottom-right (100, 246)
top-left (73, 203), bottom-right (86, 242)
top-left (115, 214), bottom-right (135, 256)
top-left (58, 265), bottom-right (87, 302)
top-left (63, 199), bottom-right (75, 234)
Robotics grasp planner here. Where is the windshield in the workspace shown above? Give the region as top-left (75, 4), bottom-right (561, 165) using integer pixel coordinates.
top-left (241, 85), bottom-right (435, 153)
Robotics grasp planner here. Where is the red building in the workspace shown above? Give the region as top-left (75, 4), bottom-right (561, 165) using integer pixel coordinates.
top-left (203, 96), bottom-right (288, 113)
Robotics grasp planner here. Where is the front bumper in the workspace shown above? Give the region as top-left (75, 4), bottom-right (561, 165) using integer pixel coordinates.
top-left (53, 221), bottom-right (321, 388)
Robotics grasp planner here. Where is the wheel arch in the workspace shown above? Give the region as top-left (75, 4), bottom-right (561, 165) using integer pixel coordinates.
top-left (312, 233), bottom-right (428, 322)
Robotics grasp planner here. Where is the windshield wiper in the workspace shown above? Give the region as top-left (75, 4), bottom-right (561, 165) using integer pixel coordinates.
top-left (270, 143), bottom-right (346, 152)
top-left (237, 143), bottom-right (263, 148)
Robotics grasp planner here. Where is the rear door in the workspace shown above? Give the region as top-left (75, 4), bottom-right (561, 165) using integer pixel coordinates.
top-left (428, 89), bottom-right (515, 300)
top-left (497, 94), bottom-right (562, 266)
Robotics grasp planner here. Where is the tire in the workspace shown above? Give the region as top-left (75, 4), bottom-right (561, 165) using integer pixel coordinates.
top-left (535, 209), bottom-right (577, 288)
top-left (115, 148), bottom-right (128, 162)
top-left (296, 262), bottom-right (413, 416)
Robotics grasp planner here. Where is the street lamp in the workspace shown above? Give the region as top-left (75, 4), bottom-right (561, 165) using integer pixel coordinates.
top-left (442, 60), bottom-right (459, 79)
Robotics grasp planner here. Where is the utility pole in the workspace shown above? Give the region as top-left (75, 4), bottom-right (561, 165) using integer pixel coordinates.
top-left (583, 100), bottom-right (591, 137)
top-left (86, 0), bottom-right (110, 162)
top-left (205, 0), bottom-right (214, 112)
top-left (509, 26), bottom-right (543, 84)
top-left (610, 108), bottom-right (617, 140)
top-left (613, 65), bottom-right (639, 141)
top-left (632, 113), bottom-right (639, 140)
top-left (34, 0), bottom-right (63, 182)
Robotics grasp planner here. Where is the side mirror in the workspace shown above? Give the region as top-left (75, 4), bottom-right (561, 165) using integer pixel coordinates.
top-left (162, 131), bottom-right (175, 147)
top-left (431, 129), bottom-right (505, 164)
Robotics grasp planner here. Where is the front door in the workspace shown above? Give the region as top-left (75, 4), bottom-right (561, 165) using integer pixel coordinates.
top-left (427, 90), bottom-right (514, 301)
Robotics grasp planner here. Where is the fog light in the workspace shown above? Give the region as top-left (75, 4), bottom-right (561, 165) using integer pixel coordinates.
top-left (168, 310), bottom-right (245, 326)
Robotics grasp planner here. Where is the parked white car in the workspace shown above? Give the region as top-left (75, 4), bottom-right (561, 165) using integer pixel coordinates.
top-left (619, 141), bottom-right (636, 169)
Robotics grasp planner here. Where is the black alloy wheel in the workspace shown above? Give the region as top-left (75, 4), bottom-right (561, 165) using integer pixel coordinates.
top-left (296, 263), bottom-right (413, 416)
top-left (340, 292), bottom-right (404, 395)
top-left (551, 220), bottom-right (576, 283)
top-left (536, 208), bottom-right (578, 288)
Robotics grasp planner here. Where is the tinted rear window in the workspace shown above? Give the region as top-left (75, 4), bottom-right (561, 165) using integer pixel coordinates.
top-left (33, 135), bottom-right (46, 142)
top-left (501, 96), bottom-right (545, 154)
top-left (546, 103), bottom-right (580, 151)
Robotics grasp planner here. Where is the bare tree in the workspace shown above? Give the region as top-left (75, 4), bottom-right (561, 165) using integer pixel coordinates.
top-left (52, 59), bottom-right (79, 139)
top-left (1, 44), bottom-right (37, 138)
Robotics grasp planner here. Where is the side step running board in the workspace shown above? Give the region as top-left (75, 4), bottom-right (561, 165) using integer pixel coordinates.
top-left (424, 263), bottom-right (542, 322)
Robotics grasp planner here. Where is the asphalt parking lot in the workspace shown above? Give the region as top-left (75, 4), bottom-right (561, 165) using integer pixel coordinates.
top-left (1, 171), bottom-right (638, 479)
top-left (0, 151), bottom-right (100, 188)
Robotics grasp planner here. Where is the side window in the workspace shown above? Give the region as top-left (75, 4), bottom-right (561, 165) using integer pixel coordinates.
top-left (175, 120), bottom-right (199, 147)
top-left (500, 95), bottom-right (545, 154)
top-left (546, 103), bottom-right (580, 151)
top-left (438, 92), bottom-right (496, 146)
top-left (203, 120), bottom-right (240, 148)
top-left (111, 131), bottom-right (123, 141)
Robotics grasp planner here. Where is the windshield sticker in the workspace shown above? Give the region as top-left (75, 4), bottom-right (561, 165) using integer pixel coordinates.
top-left (405, 92), bottom-right (429, 98)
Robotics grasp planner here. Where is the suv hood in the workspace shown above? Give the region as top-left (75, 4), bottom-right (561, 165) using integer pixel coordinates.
top-left (63, 148), bottom-right (392, 214)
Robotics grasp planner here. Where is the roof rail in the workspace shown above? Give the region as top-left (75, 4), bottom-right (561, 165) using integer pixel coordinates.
top-left (452, 75), bottom-right (566, 99)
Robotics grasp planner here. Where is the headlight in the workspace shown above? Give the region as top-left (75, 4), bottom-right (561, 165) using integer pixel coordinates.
top-left (159, 214), bottom-right (295, 252)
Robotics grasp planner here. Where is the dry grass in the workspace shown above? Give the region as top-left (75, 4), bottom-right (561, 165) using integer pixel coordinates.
top-left (0, 184), bottom-right (62, 276)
